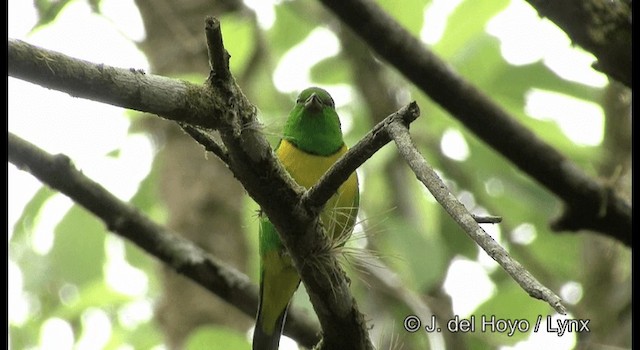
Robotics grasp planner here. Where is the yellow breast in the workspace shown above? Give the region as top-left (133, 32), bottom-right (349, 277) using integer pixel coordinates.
top-left (276, 140), bottom-right (359, 240)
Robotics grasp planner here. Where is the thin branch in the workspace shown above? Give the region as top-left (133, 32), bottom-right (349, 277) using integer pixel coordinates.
top-left (301, 102), bottom-right (420, 213)
top-left (524, 0), bottom-right (631, 87)
top-left (317, 0), bottom-right (631, 246)
top-left (7, 133), bottom-right (321, 348)
top-left (386, 121), bottom-right (567, 314)
top-left (472, 214), bottom-right (503, 224)
top-left (205, 16), bottom-right (231, 81)
top-left (180, 123), bottom-right (230, 164)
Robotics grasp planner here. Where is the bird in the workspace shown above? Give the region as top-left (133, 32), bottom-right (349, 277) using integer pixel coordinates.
top-left (253, 87), bottom-right (360, 350)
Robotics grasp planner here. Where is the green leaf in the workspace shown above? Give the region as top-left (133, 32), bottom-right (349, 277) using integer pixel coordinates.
top-left (49, 204), bottom-right (107, 285)
top-left (219, 14), bottom-right (255, 75)
top-left (451, 33), bottom-right (601, 112)
top-left (184, 326), bottom-right (251, 350)
top-left (473, 280), bottom-right (553, 344)
top-left (10, 185), bottom-right (56, 242)
top-left (32, 0), bottom-right (75, 30)
top-left (377, 0), bottom-right (427, 36)
top-left (129, 156), bottom-right (165, 225)
top-left (268, 2), bottom-right (316, 57)
top-left (309, 55), bottom-right (350, 85)
top-left (525, 230), bottom-right (582, 281)
top-left (380, 213), bottom-right (447, 292)
top-left (107, 319), bottom-right (163, 350)
top-left (435, 0), bottom-right (510, 58)
top-left (50, 280), bottom-right (132, 320)
top-left (491, 62), bottom-right (600, 106)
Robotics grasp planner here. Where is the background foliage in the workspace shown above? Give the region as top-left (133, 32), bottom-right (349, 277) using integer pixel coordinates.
top-left (9, 0), bottom-right (631, 349)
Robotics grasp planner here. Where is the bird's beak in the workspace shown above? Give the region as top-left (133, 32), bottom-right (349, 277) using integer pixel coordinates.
top-left (304, 93), bottom-right (323, 112)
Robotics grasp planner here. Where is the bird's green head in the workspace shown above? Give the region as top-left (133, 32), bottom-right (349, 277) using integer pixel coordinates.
top-left (283, 87), bottom-right (344, 156)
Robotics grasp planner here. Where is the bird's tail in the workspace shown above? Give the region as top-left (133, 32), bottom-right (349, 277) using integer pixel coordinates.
top-left (253, 302), bottom-right (289, 350)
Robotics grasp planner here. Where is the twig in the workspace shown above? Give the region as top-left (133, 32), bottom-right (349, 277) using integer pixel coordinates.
top-left (180, 123), bottom-right (230, 164)
top-left (386, 121), bottom-right (567, 315)
top-left (7, 132), bottom-right (321, 347)
top-left (472, 214), bottom-right (503, 224)
top-left (205, 16), bottom-right (231, 81)
top-left (317, 0), bottom-right (631, 246)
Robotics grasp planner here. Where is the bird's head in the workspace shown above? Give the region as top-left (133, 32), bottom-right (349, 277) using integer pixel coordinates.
top-left (283, 87), bottom-right (344, 156)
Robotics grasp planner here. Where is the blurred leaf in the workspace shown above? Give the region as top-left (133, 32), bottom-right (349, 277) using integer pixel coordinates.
top-left (184, 326), bottom-right (251, 350)
top-left (10, 323), bottom-right (37, 350)
top-left (381, 215), bottom-right (447, 291)
top-left (268, 2), bottom-right (316, 57)
top-left (444, 32), bottom-right (603, 175)
top-left (10, 185), bottom-right (56, 242)
top-left (51, 280), bottom-right (132, 320)
top-left (491, 62), bottom-right (600, 105)
top-left (87, 0), bottom-right (101, 13)
top-left (473, 280), bottom-right (555, 344)
top-left (309, 55), bottom-right (350, 85)
top-left (525, 230), bottom-right (582, 281)
top-left (435, 0), bottom-right (509, 58)
top-left (49, 204), bottom-right (107, 285)
top-left (129, 155), bottom-right (164, 225)
top-left (32, 0), bottom-right (74, 29)
top-left (377, 0), bottom-right (427, 35)
top-left (219, 14), bottom-right (255, 75)
top-left (107, 319), bottom-right (163, 350)
top-left (451, 34), bottom-right (512, 88)
top-left (105, 148), bottom-right (121, 158)
top-left (453, 33), bottom-right (600, 105)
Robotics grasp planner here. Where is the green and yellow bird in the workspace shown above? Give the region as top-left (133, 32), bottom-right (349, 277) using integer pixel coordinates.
top-left (253, 87), bottom-right (359, 350)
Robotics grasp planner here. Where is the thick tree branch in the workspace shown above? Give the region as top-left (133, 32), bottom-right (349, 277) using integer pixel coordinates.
top-left (317, 0), bottom-right (631, 246)
top-left (524, 0), bottom-right (631, 87)
top-left (386, 122), bottom-right (567, 315)
top-left (8, 39), bottom-right (223, 129)
top-left (7, 133), bottom-right (320, 348)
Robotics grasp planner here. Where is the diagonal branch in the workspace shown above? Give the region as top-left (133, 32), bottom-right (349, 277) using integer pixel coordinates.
top-left (7, 133), bottom-right (321, 348)
top-left (317, 0), bottom-right (631, 246)
top-left (386, 121), bottom-right (567, 315)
